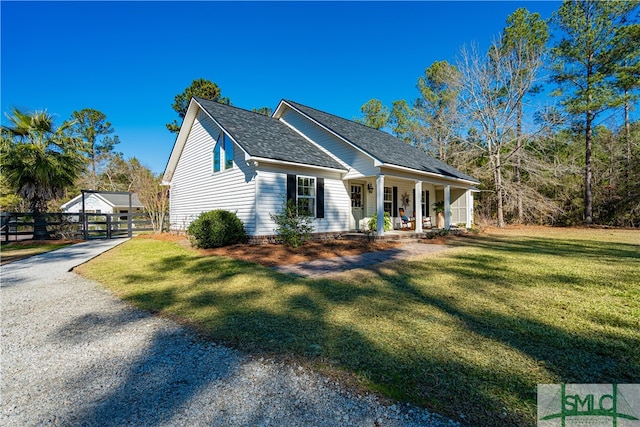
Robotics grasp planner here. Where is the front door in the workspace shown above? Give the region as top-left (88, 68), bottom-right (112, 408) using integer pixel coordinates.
top-left (351, 184), bottom-right (364, 230)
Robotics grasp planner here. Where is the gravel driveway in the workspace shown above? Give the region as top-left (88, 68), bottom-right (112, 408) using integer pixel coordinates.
top-left (1, 239), bottom-right (457, 427)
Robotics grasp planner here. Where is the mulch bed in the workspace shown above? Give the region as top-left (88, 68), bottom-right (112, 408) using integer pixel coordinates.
top-left (138, 234), bottom-right (402, 267)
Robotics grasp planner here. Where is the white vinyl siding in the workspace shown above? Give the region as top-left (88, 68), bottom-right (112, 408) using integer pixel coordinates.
top-left (393, 179), bottom-right (415, 229)
top-left (361, 177), bottom-right (419, 229)
top-left (254, 166), bottom-right (350, 236)
top-left (450, 188), bottom-right (468, 225)
top-left (434, 187), bottom-right (468, 225)
top-left (280, 108), bottom-right (377, 178)
top-left (62, 195), bottom-right (113, 214)
top-left (169, 112), bottom-right (257, 234)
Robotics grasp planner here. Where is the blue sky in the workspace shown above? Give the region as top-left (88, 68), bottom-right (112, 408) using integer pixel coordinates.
top-left (2, 1), bottom-right (562, 174)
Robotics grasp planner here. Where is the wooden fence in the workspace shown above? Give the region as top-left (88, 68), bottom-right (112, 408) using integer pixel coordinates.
top-left (0, 212), bottom-right (158, 243)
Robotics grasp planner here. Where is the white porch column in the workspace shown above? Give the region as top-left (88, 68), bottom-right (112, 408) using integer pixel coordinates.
top-left (414, 181), bottom-right (423, 233)
top-left (376, 174), bottom-right (385, 236)
top-left (466, 189), bottom-right (472, 228)
top-left (444, 184), bottom-right (451, 230)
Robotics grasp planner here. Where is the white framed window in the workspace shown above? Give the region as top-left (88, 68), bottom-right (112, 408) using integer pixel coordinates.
top-left (383, 186), bottom-right (393, 214)
top-left (224, 133), bottom-right (234, 169)
top-left (213, 139), bottom-right (221, 172)
top-left (213, 133), bottom-right (235, 173)
top-left (350, 185), bottom-right (362, 208)
top-left (297, 176), bottom-right (316, 217)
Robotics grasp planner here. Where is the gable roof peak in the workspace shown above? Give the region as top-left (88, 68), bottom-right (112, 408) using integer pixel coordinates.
top-left (193, 97), bottom-right (278, 122)
top-left (283, 99), bottom-right (374, 130)
top-left (192, 97), bottom-right (345, 171)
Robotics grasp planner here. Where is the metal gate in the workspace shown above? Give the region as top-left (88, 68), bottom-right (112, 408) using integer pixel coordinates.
top-left (80, 212), bottom-right (134, 240)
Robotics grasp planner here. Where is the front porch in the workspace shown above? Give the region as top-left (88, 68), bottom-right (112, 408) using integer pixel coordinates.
top-left (347, 172), bottom-right (475, 237)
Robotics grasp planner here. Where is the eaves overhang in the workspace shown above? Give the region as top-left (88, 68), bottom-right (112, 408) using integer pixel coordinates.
top-left (378, 162), bottom-right (480, 186)
top-left (246, 155), bottom-right (347, 174)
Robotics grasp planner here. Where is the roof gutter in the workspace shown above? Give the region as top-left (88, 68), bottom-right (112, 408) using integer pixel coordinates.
top-left (246, 155), bottom-right (347, 174)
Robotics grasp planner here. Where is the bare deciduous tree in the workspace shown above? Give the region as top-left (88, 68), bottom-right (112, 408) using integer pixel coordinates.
top-left (457, 40), bottom-right (544, 227)
top-left (128, 161), bottom-right (169, 234)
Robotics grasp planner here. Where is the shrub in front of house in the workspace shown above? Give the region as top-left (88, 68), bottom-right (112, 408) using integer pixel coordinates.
top-left (270, 198), bottom-right (314, 248)
top-left (187, 210), bottom-right (247, 248)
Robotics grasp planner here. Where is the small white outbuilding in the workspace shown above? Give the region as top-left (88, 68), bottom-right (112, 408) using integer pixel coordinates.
top-left (61, 192), bottom-right (144, 215)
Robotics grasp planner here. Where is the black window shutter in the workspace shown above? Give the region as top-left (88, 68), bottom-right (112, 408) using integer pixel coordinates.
top-left (392, 186), bottom-right (398, 216)
top-left (412, 189), bottom-right (416, 215)
top-left (316, 178), bottom-right (324, 218)
top-left (425, 190), bottom-right (430, 216)
top-left (286, 174), bottom-right (296, 202)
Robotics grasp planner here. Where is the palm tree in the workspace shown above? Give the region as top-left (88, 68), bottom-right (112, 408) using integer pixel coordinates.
top-left (1, 108), bottom-right (85, 239)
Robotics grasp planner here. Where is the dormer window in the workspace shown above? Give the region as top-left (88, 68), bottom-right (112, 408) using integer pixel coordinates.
top-left (213, 133), bottom-right (235, 173)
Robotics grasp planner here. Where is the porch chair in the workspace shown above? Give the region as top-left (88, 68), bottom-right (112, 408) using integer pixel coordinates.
top-left (423, 216), bottom-right (433, 229)
top-left (398, 208), bottom-right (411, 229)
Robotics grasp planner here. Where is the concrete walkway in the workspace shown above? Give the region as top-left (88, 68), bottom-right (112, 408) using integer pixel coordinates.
top-left (272, 243), bottom-right (451, 277)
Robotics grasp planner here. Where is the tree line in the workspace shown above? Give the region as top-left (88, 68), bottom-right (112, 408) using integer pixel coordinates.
top-left (2, 0), bottom-right (637, 235)
top-left (359, 1), bottom-right (639, 227)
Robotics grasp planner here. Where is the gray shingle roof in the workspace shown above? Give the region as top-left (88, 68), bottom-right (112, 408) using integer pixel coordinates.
top-left (194, 98), bottom-right (345, 171)
top-left (99, 193), bottom-right (143, 207)
top-left (284, 100), bottom-right (479, 183)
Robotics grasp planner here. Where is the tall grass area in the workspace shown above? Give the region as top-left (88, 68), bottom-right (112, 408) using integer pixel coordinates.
top-left (76, 228), bottom-right (640, 426)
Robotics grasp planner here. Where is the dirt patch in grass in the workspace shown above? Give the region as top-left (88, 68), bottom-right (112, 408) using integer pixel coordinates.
top-left (136, 233), bottom-right (403, 267)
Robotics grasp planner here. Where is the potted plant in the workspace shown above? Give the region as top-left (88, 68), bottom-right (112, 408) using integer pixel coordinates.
top-left (433, 201), bottom-right (445, 228)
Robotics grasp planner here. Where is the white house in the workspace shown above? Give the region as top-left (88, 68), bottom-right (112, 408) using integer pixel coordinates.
top-left (162, 98), bottom-right (479, 240)
top-left (61, 192), bottom-right (144, 215)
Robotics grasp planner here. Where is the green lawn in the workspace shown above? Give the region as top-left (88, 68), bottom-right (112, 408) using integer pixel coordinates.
top-left (75, 228), bottom-right (640, 426)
